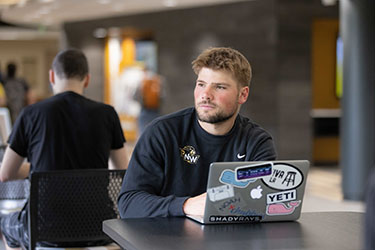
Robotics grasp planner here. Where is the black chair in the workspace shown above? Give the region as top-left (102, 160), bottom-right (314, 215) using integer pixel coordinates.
top-left (28, 169), bottom-right (125, 250)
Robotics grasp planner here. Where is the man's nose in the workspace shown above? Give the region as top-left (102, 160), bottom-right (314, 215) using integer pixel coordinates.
top-left (202, 85), bottom-right (213, 100)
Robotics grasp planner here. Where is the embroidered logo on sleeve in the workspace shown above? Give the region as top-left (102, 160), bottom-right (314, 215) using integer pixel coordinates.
top-left (180, 145), bottom-right (200, 164)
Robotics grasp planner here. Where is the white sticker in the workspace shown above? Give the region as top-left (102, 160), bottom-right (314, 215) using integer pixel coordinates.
top-left (250, 185), bottom-right (263, 199)
top-left (266, 190), bottom-right (296, 204)
top-left (208, 184), bottom-right (234, 202)
top-left (262, 163), bottom-right (303, 190)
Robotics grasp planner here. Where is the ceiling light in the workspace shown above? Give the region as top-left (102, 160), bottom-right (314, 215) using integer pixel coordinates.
top-left (112, 3), bottom-right (126, 12)
top-left (93, 28), bottom-right (107, 38)
top-left (163, 0), bottom-right (177, 7)
top-left (17, 0), bottom-right (28, 7)
top-left (0, 0), bottom-right (29, 5)
top-left (321, 0), bottom-right (337, 6)
top-left (97, 0), bottom-right (111, 4)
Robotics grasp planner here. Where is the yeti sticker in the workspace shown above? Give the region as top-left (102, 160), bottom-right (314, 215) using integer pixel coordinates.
top-left (267, 190), bottom-right (296, 204)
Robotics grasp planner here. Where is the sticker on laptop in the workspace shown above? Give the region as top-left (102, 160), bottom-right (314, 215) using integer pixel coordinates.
top-left (212, 194), bottom-right (264, 218)
top-left (266, 190), bottom-right (296, 204)
top-left (250, 185), bottom-right (263, 199)
top-left (262, 163), bottom-right (304, 190)
top-left (207, 184), bottom-right (234, 202)
top-left (219, 169), bottom-right (255, 188)
top-left (209, 215), bottom-right (263, 223)
top-left (215, 195), bottom-right (242, 212)
top-left (266, 200), bottom-right (301, 216)
top-left (235, 162), bottom-right (273, 182)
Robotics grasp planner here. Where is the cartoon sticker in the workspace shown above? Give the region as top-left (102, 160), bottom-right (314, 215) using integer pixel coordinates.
top-left (262, 163), bottom-right (303, 190)
top-left (266, 200), bottom-right (301, 216)
top-left (219, 169), bottom-right (255, 188)
top-left (266, 190), bottom-right (296, 204)
top-left (208, 184), bottom-right (234, 202)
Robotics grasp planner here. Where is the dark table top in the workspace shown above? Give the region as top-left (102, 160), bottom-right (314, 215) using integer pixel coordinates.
top-left (103, 212), bottom-right (364, 250)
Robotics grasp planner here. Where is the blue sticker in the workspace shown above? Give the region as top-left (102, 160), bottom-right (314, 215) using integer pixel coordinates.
top-left (219, 169), bottom-right (255, 188)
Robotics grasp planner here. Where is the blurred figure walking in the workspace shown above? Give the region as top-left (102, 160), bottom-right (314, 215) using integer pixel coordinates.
top-left (3, 63), bottom-right (30, 122)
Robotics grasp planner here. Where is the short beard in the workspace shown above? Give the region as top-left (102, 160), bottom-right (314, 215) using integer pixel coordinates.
top-left (196, 109), bottom-right (236, 124)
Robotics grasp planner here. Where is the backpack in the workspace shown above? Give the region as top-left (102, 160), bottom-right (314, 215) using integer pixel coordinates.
top-left (141, 76), bottom-right (161, 109)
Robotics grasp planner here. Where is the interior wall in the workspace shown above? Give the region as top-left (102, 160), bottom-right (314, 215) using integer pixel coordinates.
top-left (63, 0), bottom-right (338, 160)
top-left (276, 1), bottom-right (338, 160)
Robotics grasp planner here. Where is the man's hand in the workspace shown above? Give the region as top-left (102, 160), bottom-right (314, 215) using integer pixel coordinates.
top-left (183, 193), bottom-right (206, 216)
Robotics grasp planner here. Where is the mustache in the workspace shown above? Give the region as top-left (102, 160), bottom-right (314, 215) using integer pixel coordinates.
top-left (197, 101), bottom-right (216, 106)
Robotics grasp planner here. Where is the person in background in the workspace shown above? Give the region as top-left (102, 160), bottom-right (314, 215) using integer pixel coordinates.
top-left (3, 63), bottom-right (30, 123)
top-left (137, 69), bottom-right (164, 135)
top-left (0, 48), bottom-right (128, 250)
top-left (118, 47), bottom-right (276, 218)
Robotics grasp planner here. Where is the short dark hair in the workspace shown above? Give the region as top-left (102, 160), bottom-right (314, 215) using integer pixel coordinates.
top-left (192, 47), bottom-right (252, 88)
top-left (52, 48), bottom-right (88, 81)
top-left (7, 63), bottom-right (17, 78)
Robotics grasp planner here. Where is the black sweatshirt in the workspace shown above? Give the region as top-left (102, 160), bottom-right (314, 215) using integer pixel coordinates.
top-left (118, 107), bottom-right (276, 218)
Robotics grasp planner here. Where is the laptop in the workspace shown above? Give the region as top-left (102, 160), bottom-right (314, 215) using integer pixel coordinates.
top-left (187, 160), bottom-right (310, 224)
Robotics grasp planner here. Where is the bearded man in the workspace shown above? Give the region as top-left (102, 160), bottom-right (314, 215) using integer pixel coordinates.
top-left (118, 47), bottom-right (276, 218)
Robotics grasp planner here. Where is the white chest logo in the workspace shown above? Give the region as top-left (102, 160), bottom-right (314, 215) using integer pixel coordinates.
top-left (180, 145), bottom-right (200, 164)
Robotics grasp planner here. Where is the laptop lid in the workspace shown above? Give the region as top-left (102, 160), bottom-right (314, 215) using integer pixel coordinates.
top-left (187, 160), bottom-right (309, 224)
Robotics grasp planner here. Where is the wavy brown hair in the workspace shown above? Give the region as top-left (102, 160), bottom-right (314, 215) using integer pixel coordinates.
top-left (192, 47), bottom-right (252, 88)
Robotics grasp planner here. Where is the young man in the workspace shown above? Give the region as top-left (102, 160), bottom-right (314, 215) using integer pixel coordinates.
top-left (0, 48), bottom-right (128, 250)
top-left (3, 62), bottom-right (30, 123)
top-left (118, 47), bottom-right (276, 218)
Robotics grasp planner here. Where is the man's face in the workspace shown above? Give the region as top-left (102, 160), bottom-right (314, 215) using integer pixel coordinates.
top-left (194, 67), bottom-right (248, 124)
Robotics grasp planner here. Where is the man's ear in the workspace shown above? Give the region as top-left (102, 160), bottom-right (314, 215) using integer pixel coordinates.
top-left (83, 74), bottom-right (90, 88)
top-left (49, 70), bottom-right (55, 85)
top-left (238, 86), bottom-right (249, 104)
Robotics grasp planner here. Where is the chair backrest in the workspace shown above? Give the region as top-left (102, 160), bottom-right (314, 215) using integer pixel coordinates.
top-left (28, 169), bottom-right (126, 250)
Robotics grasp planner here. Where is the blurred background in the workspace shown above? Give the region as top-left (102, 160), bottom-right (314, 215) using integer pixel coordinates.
top-left (0, 0), bottom-right (373, 211)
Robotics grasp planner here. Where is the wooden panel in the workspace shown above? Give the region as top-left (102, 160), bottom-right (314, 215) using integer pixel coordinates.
top-left (313, 137), bottom-right (340, 164)
top-left (312, 19), bottom-right (340, 109)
